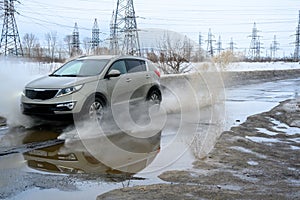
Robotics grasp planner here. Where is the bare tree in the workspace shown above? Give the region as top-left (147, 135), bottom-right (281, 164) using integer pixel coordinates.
top-left (146, 48), bottom-right (159, 63)
top-left (45, 31), bottom-right (58, 61)
top-left (32, 43), bottom-right (44, 61)
top-left (82, 37), bottom-right (91, 55)
top-left (22, 33), bottom-right (38, 58)
top-left (64, 35), bottom-right (72, 57)
top-left (157, 33), bottom-right (193, 74)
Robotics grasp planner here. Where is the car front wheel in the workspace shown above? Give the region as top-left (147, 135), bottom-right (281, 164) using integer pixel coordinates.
top-left (82, 97), bottom-right (105, 122)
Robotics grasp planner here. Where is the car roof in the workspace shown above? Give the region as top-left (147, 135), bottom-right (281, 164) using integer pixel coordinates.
top-left (77, 55), bottom-right (147, 61)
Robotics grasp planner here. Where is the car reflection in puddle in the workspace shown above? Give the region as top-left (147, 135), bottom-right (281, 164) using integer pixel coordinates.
top-left (22, 129), bottom-right (161, 177)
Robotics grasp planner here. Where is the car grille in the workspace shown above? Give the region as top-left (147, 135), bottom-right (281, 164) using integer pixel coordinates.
top-left (22, 103), bottom-right (57, 115)
top-left (25, 89), bottom-right (59, 100)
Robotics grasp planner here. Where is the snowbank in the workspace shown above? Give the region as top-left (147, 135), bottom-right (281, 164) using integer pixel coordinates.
top-left (222, 62), bottom-right (300, 72)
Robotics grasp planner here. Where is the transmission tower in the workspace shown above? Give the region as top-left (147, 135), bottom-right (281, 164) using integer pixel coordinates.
top-left (206, 28), bottom-right (215, 56)
top-left (109, 10), bottom-right (119, 54)
top-left (0, 0), bottom-right (23, 56)
top-left (71, 22), bottom-right (80, 56)
top-left (198, 32), bottom-right (202, 50)
top-left (294, 10), bottom-right (300, 61)
top-left (91, 18), bottom-right (100, 52)
top-left (270, 35), bottom-right (279, 60)
top-left (248, 22), bottom-right (263, 60)
top-left (229, 37), bottom-right (237, 53)
top-left (113, 0), bottom-right (141, 56)
top-left (216, 35), bottom-right (224, 55)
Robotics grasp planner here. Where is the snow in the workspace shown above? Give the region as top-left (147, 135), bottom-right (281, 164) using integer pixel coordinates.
top-left (221, 62), bottom-right (300, 72)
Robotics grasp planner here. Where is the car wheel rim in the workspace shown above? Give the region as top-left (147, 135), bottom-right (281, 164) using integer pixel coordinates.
top-left (149, 92), bottom-right (160, 104)
top-left (89, 102), bottom-right (103, 121)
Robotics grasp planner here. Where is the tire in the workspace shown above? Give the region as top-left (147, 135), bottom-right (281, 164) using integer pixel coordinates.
top-left (83, 96), bottom-right (105, 122)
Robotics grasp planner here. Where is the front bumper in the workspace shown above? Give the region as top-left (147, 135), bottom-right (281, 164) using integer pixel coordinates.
top-left (22, 102), bottom-right (76, 115)
top-left (21, 91), bottom-right (87, 116)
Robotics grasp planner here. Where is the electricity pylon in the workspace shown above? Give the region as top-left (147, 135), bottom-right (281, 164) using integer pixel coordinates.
top-left (109, 10), bottom-right (119, 55)
top-left (270, 35), bottom-right (279, 60)
top-left (228, 37), bottom-right (237, 53)
top-left (91, 18), bottom-right (100, 53)
top-left (248, 22), bottom-right (263, 60)
top-left (198, 32), bottom-right (202, 50)
top-left (216, 35), bottom-right (224, 55)
top-left (71, 22), bottom-right (80, 56)
top-left (112, 0), bottom-right (141, 56)
top-left (206, 28), bottom-right (215, 56)
top-left (0, 0), bottom-right (23, 56)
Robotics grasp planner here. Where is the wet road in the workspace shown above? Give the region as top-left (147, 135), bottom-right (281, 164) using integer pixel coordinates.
top-left (0, 77), bottom-right (300, 200)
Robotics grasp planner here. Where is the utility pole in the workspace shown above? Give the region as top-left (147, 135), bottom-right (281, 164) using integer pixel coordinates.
top-left (91, 18), bottom-right (100, 54)
top-left (216, 35), bottom-right (224, 55)
top-left (113, 0), bottom-right (141, 56)
top-left (270, 35), bottom-right (279, 60)
top-left (71, 22), bottom-right (80, 56)
top-left (206, 28), bottom-right (215, 57)
top-left (294, 10), bottom-right (300, 61)
top-left (248, 22), bottom-right (263, 60)
top-left (0, 0), bottom-right (23, 56)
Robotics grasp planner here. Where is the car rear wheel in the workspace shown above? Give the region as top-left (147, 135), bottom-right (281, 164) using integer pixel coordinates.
top-left (147, 89), bottom-right (162, 105)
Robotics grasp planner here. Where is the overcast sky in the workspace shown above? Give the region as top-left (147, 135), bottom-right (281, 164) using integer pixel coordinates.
top-left (9, 0), bottom-right (300, 57)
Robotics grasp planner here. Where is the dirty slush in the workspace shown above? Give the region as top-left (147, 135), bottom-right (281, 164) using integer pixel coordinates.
top-left (98, 98), bottom-right (300, 200)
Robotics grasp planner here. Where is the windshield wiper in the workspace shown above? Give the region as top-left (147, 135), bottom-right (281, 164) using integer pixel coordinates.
top-left (49, 74), bottom-right (62, 77)
top-left (49, 74), bottom-right (84, 77)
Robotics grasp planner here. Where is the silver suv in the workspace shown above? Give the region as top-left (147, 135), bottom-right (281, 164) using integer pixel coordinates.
top-left (21, 55), bottom-right (161, 119)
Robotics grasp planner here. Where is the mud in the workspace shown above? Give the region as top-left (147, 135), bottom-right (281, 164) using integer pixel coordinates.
top-left (97, 99), bottom-right (300, 200)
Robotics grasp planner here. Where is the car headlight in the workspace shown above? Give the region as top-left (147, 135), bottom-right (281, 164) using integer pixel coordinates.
top-left (56, 84), bottom-right (83, 98)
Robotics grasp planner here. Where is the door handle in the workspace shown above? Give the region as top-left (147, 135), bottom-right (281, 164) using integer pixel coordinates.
top-left (126, 78), bottom-right (132, 82)
top-left (146, 74), bottom-right (151, 79)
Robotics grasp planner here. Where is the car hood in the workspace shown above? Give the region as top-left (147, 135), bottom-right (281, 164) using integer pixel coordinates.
top-left (25, 75), bottom-right (98, 89)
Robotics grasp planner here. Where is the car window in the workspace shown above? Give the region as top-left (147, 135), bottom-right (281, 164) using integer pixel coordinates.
top-left (78, 60), bottom-right (107, 76)
top-left (51, 59), bottom-right (108, 77)
top-left (126, 59), bottom-right (146, 73)
top-left (109, 60), bottom-right (127, 74)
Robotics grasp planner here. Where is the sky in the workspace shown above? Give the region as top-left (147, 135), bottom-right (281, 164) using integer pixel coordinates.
top-left (4, 0), bottom-right (300, 57)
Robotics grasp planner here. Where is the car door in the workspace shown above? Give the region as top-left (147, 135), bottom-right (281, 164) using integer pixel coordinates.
top-left (124, 59), bottom-right (151, 102)
top-left (105, 59), bottom-right (132, 106)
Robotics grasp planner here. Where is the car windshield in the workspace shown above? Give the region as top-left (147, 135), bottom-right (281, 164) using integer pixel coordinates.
top-left (51, 59), bottom-right (109, 77)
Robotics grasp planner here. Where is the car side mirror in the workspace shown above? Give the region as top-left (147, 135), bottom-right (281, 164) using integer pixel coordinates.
top-left (106, 69), bottom-right (121, 78)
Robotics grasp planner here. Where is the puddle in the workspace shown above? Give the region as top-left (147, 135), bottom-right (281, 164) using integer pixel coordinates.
top-left (2, 74), bottom-right (300, 199)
